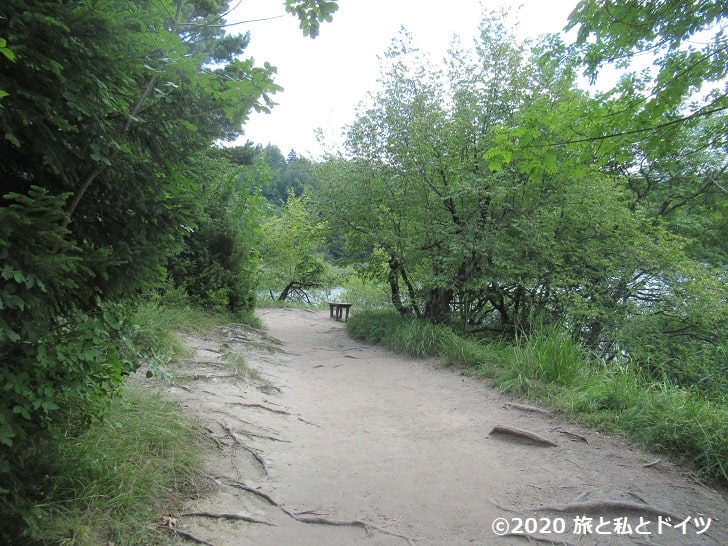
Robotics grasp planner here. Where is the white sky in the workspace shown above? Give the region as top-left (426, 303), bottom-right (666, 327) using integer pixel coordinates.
top-left (227, 0), bottom-right (581, 157)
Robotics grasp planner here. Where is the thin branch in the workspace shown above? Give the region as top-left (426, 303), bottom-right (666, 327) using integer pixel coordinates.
top-left (180, 14), bottom-right (287, 29)
top-left (524, 104), bottom-right (728, 149)
top-left (503, 402), bottom-right (548, 414)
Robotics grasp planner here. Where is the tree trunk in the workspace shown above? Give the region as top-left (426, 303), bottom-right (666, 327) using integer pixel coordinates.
top-left (277, 280), bottom-right (323, 302)
top-left (424, 287), bottom-right (453, 324)
top-left (388, 257), bottom-right (412, 316)
top-left (400, 265), bottom-right (421, 318)
top-left (278, 282), bottom-right (294, 301)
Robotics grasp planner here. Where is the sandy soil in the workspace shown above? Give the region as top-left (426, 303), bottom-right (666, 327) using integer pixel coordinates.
top-left (159, 308), bottom-right (727, 546)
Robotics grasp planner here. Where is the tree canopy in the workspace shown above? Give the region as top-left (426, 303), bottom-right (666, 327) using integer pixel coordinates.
top-left (563, 1), bottom-right (727, 153)
top-left (316, 13), bottom-right (727, 395)
top-left (0, 0), bottom-right (338, 539)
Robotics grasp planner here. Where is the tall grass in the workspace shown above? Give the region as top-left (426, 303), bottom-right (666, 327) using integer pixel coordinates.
top-left (347, 310), bottom-right (728, 483)
top-left (130, 298), bottom-right (259, 377)
top-left (346, 309), bottom-right (485, 364)
top-left (34, 385), bottom-right (210, 545)
top-left (15, 301), bottom-right (246, 544)
top-left (561, 370), bottom-right (728, 481)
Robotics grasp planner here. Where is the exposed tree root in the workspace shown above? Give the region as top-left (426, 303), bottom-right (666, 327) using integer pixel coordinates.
top-left (627, 491), bottom-right (648, 504)
top-left (490, 425), bottom-right (558, 447)
top-left (192, 373), bottom-right (240, 380)
top-left (291, 514), bottom-right (418, 545)
top-left (238, 429), bottom-right (291, 443)
top-left (236, 444), bottom-right (268, 474)
top-left (180, 511), bottom-right (274, 525)
top-left (225, 479), bottom-right (282, 506)
top-left (503, 532), bottom-right (578, 546)
top-left (257, 383), bottom-right (283, 394)
top-left (221, 477), bottom-right (417, 545)
top-left (504, 402), bottom-right (548, 414)
top-left (203, 426), bottom-right (228, 450)
top-left (217, 421), bottom-right (268, 474)
top-left (235, 416), bottom-right (280, 434)
top-left (295, 509), bottom-right (329, 516)
top-left (231, 402), bottom-right (292, 415)
top-left (550, 427), bottom-right (588, 444)
top-left (216, 324), bottom-right (286, 347)
top-left (529, 499), bottom-right (682, 520)
top-left (159, 526), bottom-right (215, 545)
top-left (569, 488), bottom-right (596, 503)
top-left (220, 415), bottom-right (288, 442)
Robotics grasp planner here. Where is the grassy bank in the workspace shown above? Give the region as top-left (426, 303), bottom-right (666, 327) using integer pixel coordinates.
top-left (347, 309), bottom-right (728, 483)
top-left (35, 386), bottom-right (210, 545)
top-left (9, 302), bottom-right (246, 545)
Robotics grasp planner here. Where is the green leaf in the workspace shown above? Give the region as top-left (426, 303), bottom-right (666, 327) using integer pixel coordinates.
top-left (1, 265), bottom-right (15, 280)
top-left (12, 405), bottom-right (30, 420)
top-left (1, 328), bottom-right (21, 342)
top-left (0, 429), bottom-right (14, 447)
top-left (0, 37), bottom-right (15, 62)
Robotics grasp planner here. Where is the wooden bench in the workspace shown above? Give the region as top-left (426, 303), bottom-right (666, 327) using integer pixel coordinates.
top-left (328, 302), bottom-right (353, 321)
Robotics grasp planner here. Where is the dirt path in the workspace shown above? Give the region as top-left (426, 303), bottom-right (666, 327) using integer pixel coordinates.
top-left (161, 308), bottom-right (727, 546)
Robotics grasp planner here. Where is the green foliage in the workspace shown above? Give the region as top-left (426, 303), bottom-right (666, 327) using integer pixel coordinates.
top-left (0, 36), bottom-right (13, 62)
top-left (166, 148), bottom-right (267, 314)
top-left (0, 187), bottom-right (137, 454)
top-left (315, 10), bottom-right (727, 408)
top-left (563, 2), bottom-right (728, 269)
top-left (285, 0), bottom-right (339, 38)
top-left (260, 145), bottom-right (317, 204)
top-left (514, 324), bottom-right (585, 386)
top-left (567, 0), bottom-right (727, 128)
top-left (0, 296), bottom-right (251, 542)
top-left (347, 310), bottom-right (486, 366)
top-left (0, 0), bottom-right (319, 538)
top-left (563, 370), bottom-right (728, 482)
top-left (0, 308), bottom-right (137, 542)
top-left (334, 267), bottom-right (391, 310)
top-left (346, 309), bottom-right (411, 345)
top-left (260, 191), bottom-right (330, 301)
top-left (0, 36), bottom-right (11, 100)
top-left (31, 386), bottom-right (209, 545)
top-left (0, 0), bottom-right (280, 301)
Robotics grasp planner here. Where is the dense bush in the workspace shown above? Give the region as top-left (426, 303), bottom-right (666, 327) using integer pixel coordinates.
top-left (0, 0), bottom-right (276, 537)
